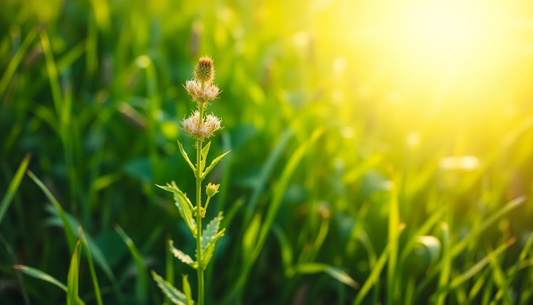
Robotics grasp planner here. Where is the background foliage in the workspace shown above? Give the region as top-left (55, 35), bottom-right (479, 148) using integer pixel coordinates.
top-left (1, 0), bottom-right (533, 304)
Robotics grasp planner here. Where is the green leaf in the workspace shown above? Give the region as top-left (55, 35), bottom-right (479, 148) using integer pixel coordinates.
top-left (151, 270), bottom-right (188, 305)
top-left (200, 141), bottom-right (211, 172)
top-left (44, 205), bottom-right (122, 301)
top-left (115, 224), bottom-right (148, 304)
top-left (67, 240), bottom-right (81, 305)
top-left (14, 265), bottom-right (67, 291)
top-left (169, 240), bottom-right (197, 269)
top-left (78, 226), bottom-right (103, 305)
top-left (0, 153), bottom-right (31, 226)
top-left (182, 274), bottom-right (194, 305)
top-left (156, 182), bottom-right (196, 237)
top-left (14, 265), bottom-right (86, 305)
top-left (201, 150), bottom-right (230, 179)
top-left (430, 237), bottom-right (516, 299)
top-left (288, 263), bottom-right (359, 289)
top-left (27, 171), bottom-right (77, 253)
top-left (177, 140), bottom-right (196, 174)
top-left (436, 223), bottom-right (450, 305)
top-left (202, 212), bottom-right (224, 250)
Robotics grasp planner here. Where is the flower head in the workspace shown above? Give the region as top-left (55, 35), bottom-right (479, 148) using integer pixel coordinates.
top-left (181, 111), bottom-right (222, 139)
top-left (184, 80), bottom-right (220, 104)
top-left (194, 56), bottom-right (215, 84)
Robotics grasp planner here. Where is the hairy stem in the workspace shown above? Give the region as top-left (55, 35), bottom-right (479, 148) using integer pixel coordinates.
top-left (196, 105), bottom-right (205, 305)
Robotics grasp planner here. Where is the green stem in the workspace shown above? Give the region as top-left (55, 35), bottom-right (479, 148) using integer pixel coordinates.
top-left (196, 105), bottom-right (205, 305)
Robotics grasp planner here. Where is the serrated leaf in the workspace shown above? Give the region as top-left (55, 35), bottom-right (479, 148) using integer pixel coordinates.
top-left (156, 182), bottom-right (196, 237)
top-left (177, 140), bottom-right (196, 174)
top-left (200, 228), bottom-right (225, 269)
top-left (14, 265), bottom-right (86, 305)
top-left (201, 150), bottom-right (230, 179)
top-left (67, 241), bottom-right (81, 305)
top-left (201, 212), bottom-right (224, 250)
top-left (169, 240), bottom-right (198, 269)
top-left (151, 270), bottom-right (188, 305)
top-left (182, 274), bottom-right (194, 305)
top-left (200, 141), bottom-right (211, 172)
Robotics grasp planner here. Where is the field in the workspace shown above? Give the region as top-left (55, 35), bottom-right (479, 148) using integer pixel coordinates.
top-left (1, 0), bottom-right (533, 304)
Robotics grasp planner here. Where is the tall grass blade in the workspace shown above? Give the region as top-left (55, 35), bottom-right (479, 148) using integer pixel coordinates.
top-left (0, 28), bottom-right (37, 95)
top-left (78, 226), bottom-right (103, 305)
top-left (287, 263), bottom-right (359, 289)
top-left (27, 171), bottom-right (77, 252)
top-left (115, 224), bottom-right (148, 304)
top-left (0, 153), bottom-right (31, 225)
top-left (67, 241), bottom-right (82, 305)
top-left (436, 222), bottom-right (450, 305)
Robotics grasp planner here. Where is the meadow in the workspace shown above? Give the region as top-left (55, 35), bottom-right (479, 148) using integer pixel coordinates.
top-left (1, 0), bottom-right (533, 304)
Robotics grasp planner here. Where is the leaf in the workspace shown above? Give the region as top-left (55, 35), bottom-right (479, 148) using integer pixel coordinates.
top-left (182, 274), bottom-right (194, 305)
top-left (288, 263), bottom-right (359, 289)
top-left (199, 214), bottom-right (226, 269)
top-left (429, 237), bottom-right (516, 299)
top-left (202, 212), bottom-right (224, 250)
top-left (0, 153), bottom-right (31, 226)
top-left (177, 140), bottom-right (196, 173)
top-left (78, 226), bottom-right (103, 305)
top-left (272, 225), bottom-right (293, 270)
top-left (115, 224), bottom-right (148, 304)
top-left (44, 205), bottom-right (122, 301)
top-left (200, 141), bottom-right (211, 172)
top-left (151, 270), bottom-right (188, 305)
top-left (169, 240), bottom-right (197, 269)
top-left (14, 265), bottom-right (87, 305)
top-left (67, 241), bottom-right (82, 305)
top-left (201, 228), bottom-right (225, 269)
top-left (156, 182), bottom-right (196, 237)
top-left (201, 150), bottom-right (231, 179)
top-left (27, 171), bottom-right (77, 253)
top-left (436, 223), bottom-right (450, 305)
top-left (14, 265), bottom-right (67, 291)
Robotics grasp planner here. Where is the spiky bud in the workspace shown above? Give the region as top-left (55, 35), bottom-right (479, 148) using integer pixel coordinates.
top-left (206, 183), bottom-right (220, 197)
top-left (194, 56), bottom-right (215, 84)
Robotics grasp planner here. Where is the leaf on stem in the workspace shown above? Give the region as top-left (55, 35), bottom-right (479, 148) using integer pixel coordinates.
top-left (182, 274), bottom-right (194, 305)
top-left (151, 270), bottom-right (189, 305)
top-left (177, 140), bottom-right (196, 174)
top-left (169, 240), bottom-right (198, 269)
top-left (199, 213), bottom-right (226, 269)
top-left (200, 141), bottom-right (211, 172)
top-left (156, 182), bottom-right (197, 237)
top-left (201, 150), bottom-right (230, 179)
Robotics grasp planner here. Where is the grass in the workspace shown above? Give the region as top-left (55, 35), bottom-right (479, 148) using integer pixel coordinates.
top-left (1, 0), bottom-right (533, 304)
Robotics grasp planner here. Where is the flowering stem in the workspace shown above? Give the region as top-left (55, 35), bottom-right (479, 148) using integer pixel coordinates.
top-left (195, 106), bottom-right (205, 305)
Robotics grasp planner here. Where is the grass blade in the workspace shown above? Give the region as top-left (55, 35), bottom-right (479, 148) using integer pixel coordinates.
top-left (67, 241), bottom-right (82, 305)
top-left (387, 178), bottom-right (400, 305)
top-left (115, 224), bottom-right (148, 304)
top-left (287, 263), bottom-right (359, 289)
top-left (79, 226), bottom-right (103, 305)
top-left (436, 222), bottom-right (451, 305)
top-left (14, 265), bottom-right (67, 291)
top-left (0, 153), bottom-right (31, 225)
top-left (27, 170), bottom-right (77, 252)
top-left (0, 28), bottom-right (37, 95)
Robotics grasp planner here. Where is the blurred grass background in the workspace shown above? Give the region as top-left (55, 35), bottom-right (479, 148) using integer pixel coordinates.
top-left (1, 0), bottom-right (533, 304)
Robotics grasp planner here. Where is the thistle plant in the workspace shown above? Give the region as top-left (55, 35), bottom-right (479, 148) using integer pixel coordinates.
top-left (153, 56), bottom-right (229, 305)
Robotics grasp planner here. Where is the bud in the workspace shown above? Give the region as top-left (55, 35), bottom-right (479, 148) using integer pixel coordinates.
top-left (206, 183), bottom-right (220, 197)
top-left (194, 56), bottom-right (215, 84)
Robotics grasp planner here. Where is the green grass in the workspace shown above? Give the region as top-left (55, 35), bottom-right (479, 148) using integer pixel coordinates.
top-left (1, 0), bottom-right (533, 304)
